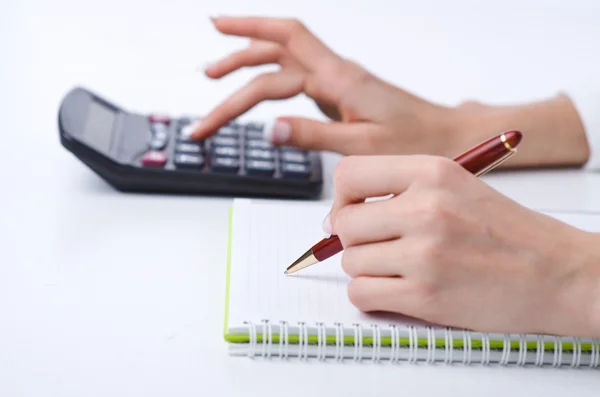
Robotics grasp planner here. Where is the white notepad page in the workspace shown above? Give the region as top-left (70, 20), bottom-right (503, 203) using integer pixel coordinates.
top-left (226, 198), bottom-right (600, 335)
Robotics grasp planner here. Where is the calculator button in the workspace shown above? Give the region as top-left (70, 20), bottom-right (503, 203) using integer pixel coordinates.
top-left (174, 154), bottom-right (204, 169)
top-left (281, 162), bottom-right (310, 179)
top-left (217, 126), bottom-right (240, 137)
top-left (246, 149), bottom-right (275, 161)
top-left (149, 137), bottom-right (168, 150)
top-left (245, 122), bottom-right (264, 132)
top-left (178, 125), bottom-right (195, 142)
top-left (149, 114), bottom-right (170, 124)
top-left (141, 150), bottom-right (167, 167)
top-left (152, 123), bottom-right (169, 141)
top-left (246, 160), bottom-right (275, 176)
top-left (211, 157), bottom-right (240, 173)
top-left (245, 122), bottom-right (265, 139)
top-left (175, 143), bottom-right (203, 154)
top-left (246, 139), bottom-right (273, 150)
top-left (280, 151), bottom-right (308, 164)
top-left (211, 136), bottom-right (239, 147)
top-left (213, 146), bottom-right (240, 157)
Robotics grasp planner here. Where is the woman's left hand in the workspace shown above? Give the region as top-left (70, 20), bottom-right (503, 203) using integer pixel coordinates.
top-left (326, 155), bottom-right (600, 338)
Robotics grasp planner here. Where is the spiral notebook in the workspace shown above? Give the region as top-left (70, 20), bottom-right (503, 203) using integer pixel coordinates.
top-left (223, 198), bottom-right (600, 368)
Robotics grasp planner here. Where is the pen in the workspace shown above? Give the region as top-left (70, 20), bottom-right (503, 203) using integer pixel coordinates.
top-left (284, 130), bottom-right (523, 275)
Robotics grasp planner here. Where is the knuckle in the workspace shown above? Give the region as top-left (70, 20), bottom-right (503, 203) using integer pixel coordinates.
top-left (333, 156), bottom-right (356, 189)
top-left (411, 280), bottom-right (441, 317)
top-left (340, 247), bottom-right (359, 278)
top-left (415, 195), bottom-right (447, 225)
top-left (424, 157), bottom-right (457, 186)
top-left (415, 279), bottom-right (439, 301)
top-left (347, 278), bottom-right (371, 311)
top-left (287, 19), bottom-right (307, 41)
top-left (418, 239), bottom-right (444, 269)
top-left (333, 206), bottom-right (354, 241)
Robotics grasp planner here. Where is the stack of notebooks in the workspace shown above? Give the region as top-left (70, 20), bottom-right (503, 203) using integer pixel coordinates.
top-left (223, 198), bottom-right (600, 368)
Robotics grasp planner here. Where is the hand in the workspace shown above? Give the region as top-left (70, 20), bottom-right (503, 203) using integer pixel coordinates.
top-left (326, 155), bottom-right (600, 338)
top-left (190, 17), bottom-right (460, 157)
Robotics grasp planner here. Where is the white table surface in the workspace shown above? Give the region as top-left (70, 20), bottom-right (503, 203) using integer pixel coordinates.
top-left (3, 0), bottom-right (600, 396)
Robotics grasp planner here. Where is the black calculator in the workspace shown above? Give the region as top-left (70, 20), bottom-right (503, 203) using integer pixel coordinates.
top-left (57, 87), bottom-right (323, 198)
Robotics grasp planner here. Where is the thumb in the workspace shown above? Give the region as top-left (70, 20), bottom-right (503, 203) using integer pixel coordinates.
top-left (264, 117), bottom-right (377, 154)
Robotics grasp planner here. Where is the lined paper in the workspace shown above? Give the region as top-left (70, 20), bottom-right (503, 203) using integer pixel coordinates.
top-left (227, 199), bottom-right (600, 331)
top-left (228, 199), bottom-right (432, 330)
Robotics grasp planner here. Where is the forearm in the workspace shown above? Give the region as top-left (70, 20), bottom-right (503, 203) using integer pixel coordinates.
top-left (449, 94), bottom-right (591, 168)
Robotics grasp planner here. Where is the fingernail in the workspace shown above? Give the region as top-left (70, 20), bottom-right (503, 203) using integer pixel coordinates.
top-left (267, 120), bottom-right (291, 144)
top-left (195, 62), bottom-right (213, 73)
top-left (182, 119), bottom-right (203, 139)
top-left (322, 213), bottom-right (332, 234)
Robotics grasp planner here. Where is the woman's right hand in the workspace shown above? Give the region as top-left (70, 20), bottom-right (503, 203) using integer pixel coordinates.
top-left (190, 16), bottom-right (464, 157)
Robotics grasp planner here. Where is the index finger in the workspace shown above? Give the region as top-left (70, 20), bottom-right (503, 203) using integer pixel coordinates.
top-left (211, 16), bottom-right (340, 72)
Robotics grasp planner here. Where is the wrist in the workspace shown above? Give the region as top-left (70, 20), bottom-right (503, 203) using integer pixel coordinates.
top-left (449, 95), bottom-right (591, 168)
top-left (550, 228), bottom-right (600, 338)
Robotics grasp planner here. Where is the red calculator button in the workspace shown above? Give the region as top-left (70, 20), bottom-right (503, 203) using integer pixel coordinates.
top-left (142, 150), bottom-right (167, 167)
top-left (149, 114), bottom-right (170, 124)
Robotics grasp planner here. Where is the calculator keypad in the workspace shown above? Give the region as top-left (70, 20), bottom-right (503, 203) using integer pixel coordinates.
top-left (246, 149), bottom-right (275, 161)
top-left (142, 150), bottom-right (168, 167)
top-left (175, 153), bottom-right (204, 169)
top-left (211, 136), bottom-right (239, 147)
top-left (246, 160), bottom-right (276, 176)
top-left (211, 157), bottom-right (240, 173)
top-left (175, 142), bottom-right (203, 154)
top-left (213, 146), bottom-right (240, 158)
top-left (280, 150), bottom-right (308, 164)
top-left (281, 162), bottom-right (310, 178)
top-left (141, 116), bottom-right (313, 179)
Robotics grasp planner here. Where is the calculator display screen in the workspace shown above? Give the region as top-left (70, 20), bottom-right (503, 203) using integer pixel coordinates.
top-left (83, 100), bottom-right (116, 152)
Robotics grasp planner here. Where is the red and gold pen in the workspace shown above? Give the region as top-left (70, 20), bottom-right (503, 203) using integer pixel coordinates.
top-left (284, 130), bottom-right (523, 275)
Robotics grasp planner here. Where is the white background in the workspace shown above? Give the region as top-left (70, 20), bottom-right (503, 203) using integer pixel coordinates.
top-left (3, 0), bottom-right (600, 395)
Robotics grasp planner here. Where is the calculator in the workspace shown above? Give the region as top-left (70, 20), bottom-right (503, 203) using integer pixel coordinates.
top-left (57, 87), bottom-right (323, 198)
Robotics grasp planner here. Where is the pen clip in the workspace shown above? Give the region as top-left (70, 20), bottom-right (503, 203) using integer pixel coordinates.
top-left (474, 150), bottom-right (515, 177)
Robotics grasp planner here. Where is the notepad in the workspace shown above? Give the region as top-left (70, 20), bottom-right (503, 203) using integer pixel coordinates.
top-left (224, 198), bottom-right (600, 367)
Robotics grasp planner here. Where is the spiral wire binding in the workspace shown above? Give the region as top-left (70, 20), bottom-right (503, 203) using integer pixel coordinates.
top-left (462, 330), bottom-right (472, 365)
top-left (552, 337), bottom-right (563, 367)
top-left (371, 324), bottom-right (382, 362)
top-left (572, 337), bottom-right (581, 368)
top-left (407, 326), bottom-right (417, 364)
top-left (389, 325), bottom-right (399, 364)
top-left (534, 334), bottom-right (544, 367)
top-left (426, 327), bottom-right (435, 364)
top-left (239, 320), bottom-right (600, 367)
top-left (516, 334), bottom-right (527, 366)
top-left (444, 327), bottom-right (453, 364)
top-left (480, 333), bottom-right (490, 365)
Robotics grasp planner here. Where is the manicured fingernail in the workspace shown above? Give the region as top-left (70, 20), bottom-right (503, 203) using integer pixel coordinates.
top-left (322, 213), bottom-right (332, 234)
top-left (183, 120), bottom-right (203, 139)
top-left (268, 120), bottom-right (291, 144)
top-left (195, 63), bottom-right (213, 73)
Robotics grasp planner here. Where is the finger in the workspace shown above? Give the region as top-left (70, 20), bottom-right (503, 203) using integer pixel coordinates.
top-left (268, 117), bottom-right (381, 154)
top-left (211, 16), bottom-right (340, 72)
top-left (347, 276), bottom-right (407, 313)
top-left (205, 41), bottom-right (286, 79)
top-left (333, 196), bottom-right (404, 247)
top-left (329, 155), bottom-right (454, 233)
top-left (341, 238), bottom-right (406, 278)
top-left (190, 70), bottom-right (304, 139)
